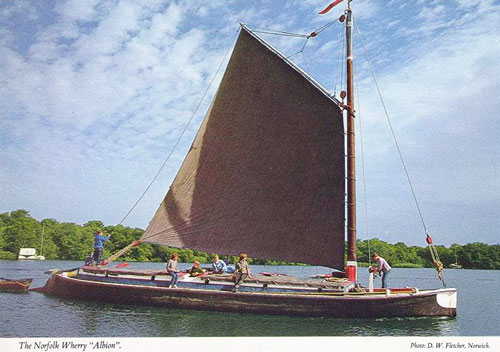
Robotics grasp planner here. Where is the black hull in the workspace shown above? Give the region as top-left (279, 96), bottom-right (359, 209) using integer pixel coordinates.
top-left (35, 274), bottom-right (457, 318)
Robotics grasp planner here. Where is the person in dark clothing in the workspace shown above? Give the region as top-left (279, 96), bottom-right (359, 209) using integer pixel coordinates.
top-left (189, 260), bottom-right (205, 277)
top-left (92, 231), bottom-right (110, 265)
top-left (84, 251), bottom-right (94, 266)
top-left (232, 253), bottom-right (252, 292)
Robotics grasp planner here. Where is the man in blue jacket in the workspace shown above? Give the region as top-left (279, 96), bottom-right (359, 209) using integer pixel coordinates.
top-left (92, 231), bottom-right (110, 265)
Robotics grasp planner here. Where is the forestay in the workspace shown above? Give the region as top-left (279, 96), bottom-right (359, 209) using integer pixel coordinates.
top-left (141, 26), bottom-right (345, 269)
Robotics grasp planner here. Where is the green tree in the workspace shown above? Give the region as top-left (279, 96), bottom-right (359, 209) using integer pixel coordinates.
top-left (84, 220), bottom-right (105, 233)
top-left (2, 210), bottom-right (41, 255)
top-left (461, 242), bottom-right (495, 269)
top-left (38, 218), bottom-right (61, 259)
top-left (52, 222), bottom-right (93, 260)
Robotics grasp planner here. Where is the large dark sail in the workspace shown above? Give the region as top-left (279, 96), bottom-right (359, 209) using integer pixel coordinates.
top-left (141, 26), bottom-right (345, 269)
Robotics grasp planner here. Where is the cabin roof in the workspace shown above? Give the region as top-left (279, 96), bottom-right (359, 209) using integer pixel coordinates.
top-left (19, 248), bottom-right (36, 255)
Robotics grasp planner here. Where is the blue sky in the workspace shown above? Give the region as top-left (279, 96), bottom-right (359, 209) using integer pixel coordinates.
top-left (1, 0), bottom-right (499, 247)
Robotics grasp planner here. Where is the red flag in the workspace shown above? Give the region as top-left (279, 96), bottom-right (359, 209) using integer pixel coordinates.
top-left (319, 0), bottom-right (344, 14)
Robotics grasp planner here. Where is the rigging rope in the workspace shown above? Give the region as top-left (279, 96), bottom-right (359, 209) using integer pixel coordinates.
top-left (245, 20), bottom-right (338, 38)
top-left (334, 21), bottom-right (345, 96)
top-left (354, 48), bottom-right (371, 263)
top-left (101, 29), bottom-right (239, 266)
top-left (313, 20), bottom-right (338, 35)
top-left (117, 34), bottom-right (235, 227)
top-left (246, 25), bottom-right (309, 38)
top-left (353, 18), bottom-right (427, 233)
top-left (286, 37), bottom-right (310, 59)
top-left (246, 21), bottom-right (340, 64)
top-left (353, 17), bottom-right (445, 286)
top-left (251, 30), bottom-right (307, 38)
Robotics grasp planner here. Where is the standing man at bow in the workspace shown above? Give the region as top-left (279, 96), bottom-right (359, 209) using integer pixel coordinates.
top-left (92, 230), bottom-right (110, 266)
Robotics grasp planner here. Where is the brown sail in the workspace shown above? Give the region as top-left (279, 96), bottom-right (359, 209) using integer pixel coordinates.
top-left (141, 26), bottom-right (345, 269)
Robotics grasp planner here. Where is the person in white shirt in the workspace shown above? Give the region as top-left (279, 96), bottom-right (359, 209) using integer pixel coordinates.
top-left (372, 253), bottom-right (392, 288)
top-left (211, 255), bottom-right (227, 273)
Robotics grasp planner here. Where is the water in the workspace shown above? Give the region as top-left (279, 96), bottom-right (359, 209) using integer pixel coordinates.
top-left (1, 260), bottom-right (498, 337)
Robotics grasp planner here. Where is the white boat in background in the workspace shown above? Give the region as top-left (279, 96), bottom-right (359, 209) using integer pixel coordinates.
top-left (18, 248), bottom-right (44, 260)
top-left (18, 224), bottom-right (46, 260)
top-left (449, 250), bottom-right (462, 269)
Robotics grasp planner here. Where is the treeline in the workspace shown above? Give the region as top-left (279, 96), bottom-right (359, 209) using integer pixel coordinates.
top-left (1, 209), bottom-right (499, 269)
top-left (0, 209), bottom-right (269, 265)
top-left (356, 238), bottom-right (500, 270)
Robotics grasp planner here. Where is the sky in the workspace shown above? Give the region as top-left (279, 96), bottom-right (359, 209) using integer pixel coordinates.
top-left (1, 0), bottom-right (499, 247)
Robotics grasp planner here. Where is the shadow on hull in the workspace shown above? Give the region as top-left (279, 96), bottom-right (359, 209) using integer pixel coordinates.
top-left (34, 273), bottom-right (457, 319)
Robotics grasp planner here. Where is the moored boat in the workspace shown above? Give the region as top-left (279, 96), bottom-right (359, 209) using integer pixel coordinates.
top-left (17, 223), bottom-right (46, 260)
top-left (0, 277), bottom-right (33, 293)
top-left (18, 248), bottom-right (45, 260)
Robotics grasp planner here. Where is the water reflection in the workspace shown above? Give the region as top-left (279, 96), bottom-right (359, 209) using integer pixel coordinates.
top-left (33, 298), bottom-right (457, 337)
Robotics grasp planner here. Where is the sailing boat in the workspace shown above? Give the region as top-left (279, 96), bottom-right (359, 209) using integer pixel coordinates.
top-left (34, 1), bottom-right (456, 318)
top-left (18, 224), bottom-right (45, 260)
top-left (449, 249), bottom-right (463, 269)
top-left (34, 223), bottom-right (46, 260)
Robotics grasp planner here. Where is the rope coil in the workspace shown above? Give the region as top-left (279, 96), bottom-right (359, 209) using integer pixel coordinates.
top-left (426, 233), bottom-right (446, 287)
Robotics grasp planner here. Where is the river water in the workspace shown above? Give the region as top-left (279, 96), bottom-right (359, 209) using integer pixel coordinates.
top-left (0, 260), bottom-right (498, 337)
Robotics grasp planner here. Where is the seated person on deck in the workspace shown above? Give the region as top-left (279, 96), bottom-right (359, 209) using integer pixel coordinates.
top-left (232, 253), bottom-right (253, 292)
top-left (211, 255), bottom-right (228, 273)
top-left (167, 253), bottom-right (180, 288)
top-left (84, 251), bottom-right (94, 266)
top-left (189, 261), bottom-right (206, 277)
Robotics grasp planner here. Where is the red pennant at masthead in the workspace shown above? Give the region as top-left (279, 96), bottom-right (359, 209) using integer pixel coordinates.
top-left (319, 0), bottom-right (344, 14)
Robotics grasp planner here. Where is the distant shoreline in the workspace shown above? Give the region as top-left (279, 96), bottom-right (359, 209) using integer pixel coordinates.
top-left (2, 258), bottom-right (498, 270)
top-left (1, 209), bottom-right (499, 270)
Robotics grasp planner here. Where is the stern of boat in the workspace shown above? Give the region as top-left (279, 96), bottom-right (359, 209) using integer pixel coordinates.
top-left (436, 288), bottom-right (457, 314)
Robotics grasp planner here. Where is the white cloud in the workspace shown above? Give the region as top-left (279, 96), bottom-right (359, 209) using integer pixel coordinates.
top-left (54, 0), bottom-right (99, 22)
top-left (0, 1), bottom-right (238, 225)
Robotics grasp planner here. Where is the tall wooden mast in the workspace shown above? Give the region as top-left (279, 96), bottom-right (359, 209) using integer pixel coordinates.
top-left (345, 0), bottom-right (357, 280)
